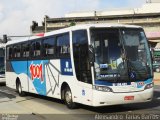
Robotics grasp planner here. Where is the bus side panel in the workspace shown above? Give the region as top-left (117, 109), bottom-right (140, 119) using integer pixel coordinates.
top-left (6, 61), bottom-right (14, 89)
top-left (58, 58), bottom-right (93, 106)
top-left (6, 61), bottom-right (28, 92)
top-left (70, 81), bottom-right (93, 106)
top-left (44, 59), bottom-right (76, 99)
top-left (28, 76), bottom-right (39, 94)
top-left (44, 60), bottom-right (61, 99)
top-left (6, 72), bottom-right (16, 89)
top-left (26, 59), bottom-right (76, 99)
top-left (27, 60), bottom-right (49, 96)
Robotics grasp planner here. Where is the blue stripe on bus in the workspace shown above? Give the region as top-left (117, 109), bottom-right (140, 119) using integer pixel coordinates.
top-left (11, 59), bottom-right (73, 95)
top-left (11, 60), bottom-right (49, 95)
top-left (11, 61), bottom-right (28, 75)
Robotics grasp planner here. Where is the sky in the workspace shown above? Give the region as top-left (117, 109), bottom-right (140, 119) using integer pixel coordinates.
top-left (0, 0), bottom-right (146, 38)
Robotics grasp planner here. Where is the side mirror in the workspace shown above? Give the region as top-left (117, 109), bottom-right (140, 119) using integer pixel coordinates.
top-left (88, 45), bottom-right (94, 66)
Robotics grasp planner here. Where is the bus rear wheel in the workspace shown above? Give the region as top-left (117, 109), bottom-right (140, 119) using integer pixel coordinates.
top-left (64, 87), bottom-right (77, 109)
top-left (17, 82), bottom-right (25, 97)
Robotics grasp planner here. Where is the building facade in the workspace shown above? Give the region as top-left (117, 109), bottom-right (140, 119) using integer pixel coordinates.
top-left (31, 1), bottom-right (160, 48)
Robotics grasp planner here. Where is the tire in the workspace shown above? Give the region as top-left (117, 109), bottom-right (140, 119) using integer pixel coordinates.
top-left (64, 87), bottom-right (77, 109)
top-left (17, 82), bottom-right (25, 97)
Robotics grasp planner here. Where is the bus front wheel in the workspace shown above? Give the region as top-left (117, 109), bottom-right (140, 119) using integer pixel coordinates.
top-left (64, 87), bottom-right (77, 109)
top-left (17, 82), bottom-right (25, 97)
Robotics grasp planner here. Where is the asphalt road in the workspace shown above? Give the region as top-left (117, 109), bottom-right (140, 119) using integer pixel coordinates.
top-left (0, 83), bottom-right (160, 120)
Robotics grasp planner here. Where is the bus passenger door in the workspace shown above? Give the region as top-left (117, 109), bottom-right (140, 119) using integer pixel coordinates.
top-left (72, 30), bottom-right (93, 105)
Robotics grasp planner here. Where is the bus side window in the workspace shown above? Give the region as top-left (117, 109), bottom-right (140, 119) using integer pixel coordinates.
top-left (57, 33), bottom-right (70, 57)
top-left (16, 45), bottom-right (21, 58)
top-left (13, 46), bottom-right (16, 58)
top-left (22, 43), bottom-right (29, 58)
top-left (25, 44), bottom-right (30, 57)
top-left (35, 42), bottom-right (41, 56)
top-left (43, 37), bottom-right (55, 57)
top-left (13, 45), bottom-right (21, 58)
top-left (7, 47), bottom-right (12, 60)
top-left (31, 41), bottom-right (41, 57)
top-left (22, 44), bottom-right (26, 58)
top-left (31, 42), bottom-right (34, 57)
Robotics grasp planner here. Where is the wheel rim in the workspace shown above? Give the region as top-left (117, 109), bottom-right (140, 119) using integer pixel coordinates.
top-left (65, 90), bottom-right (72, 104)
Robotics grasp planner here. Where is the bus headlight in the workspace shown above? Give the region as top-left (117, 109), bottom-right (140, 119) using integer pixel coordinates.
top-left (144, 83), bottom-right (154, 90)
top-left (93, 85), bottom-right (113, 92)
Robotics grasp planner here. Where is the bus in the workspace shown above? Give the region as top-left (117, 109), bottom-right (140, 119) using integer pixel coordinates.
top-left (0, 44), bottom-right (5, 83)
top-left (6, 24), bottom-right (153, 108)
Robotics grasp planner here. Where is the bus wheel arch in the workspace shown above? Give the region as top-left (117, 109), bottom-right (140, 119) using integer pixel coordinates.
top-left (61, 82), bottom-right (77, 109)
top-left (16, 77), bottom-right (25, 96)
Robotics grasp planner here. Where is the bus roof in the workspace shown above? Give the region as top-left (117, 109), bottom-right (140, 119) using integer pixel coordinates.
top-left (6, 23), bottom-right (142, 45)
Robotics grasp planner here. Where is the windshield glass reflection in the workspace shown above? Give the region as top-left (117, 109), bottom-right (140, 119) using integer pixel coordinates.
top-left (91, 28), bottom-right (152, 82)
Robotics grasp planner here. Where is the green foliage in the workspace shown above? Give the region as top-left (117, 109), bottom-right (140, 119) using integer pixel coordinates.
top-left (69, 22), bottom-right (76, 26)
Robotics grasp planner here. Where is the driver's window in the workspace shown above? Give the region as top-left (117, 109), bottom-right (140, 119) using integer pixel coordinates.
top-left (72, 30), bottom-right (92, 84)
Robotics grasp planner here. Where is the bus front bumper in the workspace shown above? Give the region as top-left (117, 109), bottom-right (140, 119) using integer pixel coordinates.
top-left (92, 88), bottom-right (153, 107)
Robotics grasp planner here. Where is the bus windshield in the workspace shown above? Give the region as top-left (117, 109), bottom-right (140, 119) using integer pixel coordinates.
top-left (90, 28), bottom-right (152, 82)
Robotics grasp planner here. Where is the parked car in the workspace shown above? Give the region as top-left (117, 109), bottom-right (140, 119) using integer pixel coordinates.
top-left (153, 61), bottom-right (160, 72)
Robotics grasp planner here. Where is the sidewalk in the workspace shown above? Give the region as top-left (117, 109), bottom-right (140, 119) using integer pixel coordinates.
top-left (154, 72), bottom-right (160, 85)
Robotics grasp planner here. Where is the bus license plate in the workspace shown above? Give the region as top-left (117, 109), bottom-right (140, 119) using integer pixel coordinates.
top-left (124, 96), bottom-right (134, 100)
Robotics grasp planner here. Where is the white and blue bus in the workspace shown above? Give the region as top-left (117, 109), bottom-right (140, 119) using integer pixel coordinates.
top-left (6, 24), bottom-right (153, 108)
top-left (0, 44), bottom-right (5, 83)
